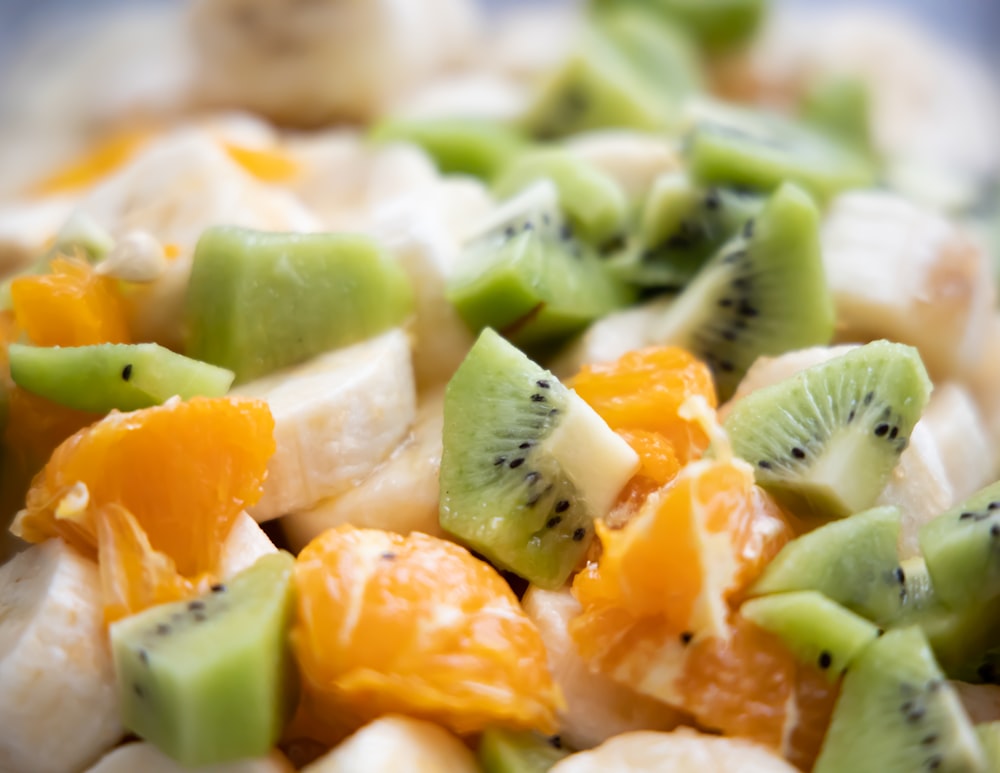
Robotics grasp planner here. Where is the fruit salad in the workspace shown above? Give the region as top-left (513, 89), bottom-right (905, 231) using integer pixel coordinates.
top-left (1, 0), bottom-right (1000, 771)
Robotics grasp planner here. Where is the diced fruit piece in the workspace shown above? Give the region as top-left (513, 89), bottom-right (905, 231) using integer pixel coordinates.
top-left (185, 227), bottom-right (413, 384)
top-left (610, 173), bottom-right (763, 290)
top-left (740, 592), bottom-right (881, 682)
top-left (564, 131), bottom-right (680, 202)
top-left (111, 553), bottom-right (297, 767)
top-left (921, 384), bottom-right (996, 503)
top-left (0, 540), bottom-right (123, 773)
top-left (292, 526), bottom-right (561, 736)
top-left (494, 150), bottom-right (628, 246)
top-left (549, 728), bottom-right (799, 772)
top-left (440, 329), bottom-right (638, 588)
top-left (233, 330), bottom-right (415, 522)
top-left (813, 627), bottom-right (987, 773)
top-left (479, 729), bottom-right (569, 773)
top-left (8, 343), bottom-right (234, 414)
top-left (85, 743), bottom-right (293, 773)
top-left (520, 27), bottom-right (672, 139)
top-left (650, 182), bottom-right (835, 400)
top-left (906, 595), bottom-right (1000, 682)
top-left (724, 341), bottom-right (933, 520)
top-left (920, 481), bottom-right (1000, 610)
top-left (976, 723), bottom-right (1000, 768)
top-left (370, 117), bottom-right (528, 181)
top-left (723, 344), bottom-right (859, 411)
top-left (748, 507), bottom-right (906, 622)
top-left (648, 0), bottom-right (767, 52)
top-left (447, 182), bottom-right (632, 349)
top-left (801, 76), bottom-right (875, 155)
top-left (301, 716), bottom-right (479, 773)
top-left (685, 105), bottom-right (876, 204)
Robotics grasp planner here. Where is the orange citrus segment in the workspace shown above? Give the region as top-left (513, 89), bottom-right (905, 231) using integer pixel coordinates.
top-left (292, 526), bottom-right (563, 738)
top-left (224, 143), bottom-right (300, 182)
top-left (13, 397), bottom-right (275, 578)
top-left (10, 258), bottom-right (131, 347)
top-left (29, 129), bottom-right (149, 196)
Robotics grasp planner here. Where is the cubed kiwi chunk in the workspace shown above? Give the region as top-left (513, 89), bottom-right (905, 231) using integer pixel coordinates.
top-left (493, 150), bottom-right (629, 246)
top-left (185, 227), bottom-right (412, 384)
top-left (478, 729), bottom-right (570, 773)
top-left (110, 553), bottom-right (298, 767)
top-left (724, 341), bottom-right (933, 520)
top-left (748, 506), bottom-right (906, 623)
top-left (919, 481), bottom-right (1000, 611)
top-left (520, 27), bottom-right (674, 140)
top-left (447, 182), bottom-right (633, 349)
top-left (439, 329), bottom-right (638, 589)
top-left (801, 76), bottom-right (876, 158)
top-left (609, 173), bottom-right (763, 290)
top-left (649, 181), bottom-right (834, 399)
top-left (8, 342), bottom-right (235, 413)
top-left (814, 627), bottom-right (988, 773)
top-left (684, 103), bottom-right (877, 204)
top-left (369, 117), bottom-right (530, 181)
top-left (740, 591), bottom-right (881, 681)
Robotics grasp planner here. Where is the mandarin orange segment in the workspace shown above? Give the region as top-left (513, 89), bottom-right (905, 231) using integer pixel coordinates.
top-left (609, 429), bottom-right (682, 522)
top-left (292, 526), bottom-right (562, 738)
top-left (224, 143), bottom-right (300, 182)
top-left (13, 396), bottom-right (275, 578)
top-left (29, 129), bottom-right (148, 196)
top-left (570, 346), bottom-right (716, 465)
top-left (10, 258), bottom-right (131, 347)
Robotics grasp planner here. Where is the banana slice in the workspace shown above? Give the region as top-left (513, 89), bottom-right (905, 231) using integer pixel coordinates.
top-left (522, 587), bottom-right (686, 751)
top-left (234, 329), bottom-right (417, 522)
top-left (301, 716), bottom-right (478, 773)
top-left (216, 512), bottom-right (278, 580)
top-left (0, 539), bottom-right (123, 773)
top-left (550, 728), bottom-right (799, 772)
top-left (565, 131), bottom-right (682, 202)
top-left (282, 388), bottom-right (446, 553)
top-left (85, 743), bottom-right (293, 773)
top-left (822, 190), bottom-right (995, 379)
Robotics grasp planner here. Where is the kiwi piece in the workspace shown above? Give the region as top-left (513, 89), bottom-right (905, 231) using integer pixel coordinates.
top-left (740, 591), bottom-right (881, 681)
top-left (110, 553), bottom-right (298, 767)
top-left (976, 723), bottom-right (1000, 768)
top-left (801, 76), bottom-right (875, 157)
top-left (369, 117), bottom-right (530, 181)
top-left (493, 149), bottom-right (629, 246)
top-left (684, 103), bottom-right (877, 204)
top-left (439, 329), bottom-right (638, 589)
top-left (648, 181), bottom-right (834, 400)
top-left (520, 27), bottom-right (673, 140)
top-left (609, 173), bottom-right (764, 290)
top-left (919, 481), bottom-right (1000, 611)
top-left (185, 226), bottom-right (412, 384)
top-left (447, 182), bottom-right (633, 349)
top-left (478, 729), bottom-right (570, 773)
top-left (748, 506), bottom-right (905, 622)
top-left (591, 0), bottom-right (766, 52)
top-left (724, 340), bottom-right (933, 520)
top-left (814, 626), bottom-right (987, 773)
top-left (8, 343), bottom-right (235, 413)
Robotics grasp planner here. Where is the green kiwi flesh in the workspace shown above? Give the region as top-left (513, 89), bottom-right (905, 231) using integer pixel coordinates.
top-left (439, 329), bottom-right (638, 589)
top-left (493, 149), bottom-right (629, 246)
top-left (8, 343), bottom-right (235, 414)
top-left (369, 117), bottom-right (529, 181)
top-left (724, 340), bottom-right (932, 520)
top-left (478, 729), bottom-right (570, 773)
top-left (185, 227), bottom-right (412, 384)
top-left (110, 553), bottom-right (298, 767)
top-left (919, 481), bottom-right (1000, 611)
top-left (447, 182), bottom-right (633, 349)
top-left (814, 627), bottom-right (988, 773)
top-left (649, 181), bottom-right (834, 400)
top-left (801, 76), bottom-right (875, 157)
top-left (685, 104), bottom-right (877, 204)
top-left (740, 591), bottom-right (881, 681)
top-left (591, 0), bottom-right (766, 52)
top-left (747, 506), bottom-right (905, 622)
top-left (975, 722), bottom-right (1000, 767)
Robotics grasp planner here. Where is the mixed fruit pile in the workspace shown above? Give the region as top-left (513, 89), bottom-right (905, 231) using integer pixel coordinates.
top-left (1, 0), bottom-right (1000, 771)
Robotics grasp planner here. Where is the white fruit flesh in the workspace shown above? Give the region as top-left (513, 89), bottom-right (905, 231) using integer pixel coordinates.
top-left (522, 587), bottom-right (686, 750)
top-left (84, 743), bottom-right (293, 773)
top-left (236, 329), bottom-right (416, 522)
top-left (566, 130), bottom-right (681, 201)
top-left (964, 314), bottom-right (1000, 449)
top-left (549, 728), bottom-right (800, 772)
top-left (216, 512), bottom-right (279, 580)
top-left (0, 540), bottom-right (123, 773)
top-left (0, 196), bottom-right (76, 276)
top-left (920, 383), bottom-right (997, 502)
top-left (301, 716), bottom-right (479, 773)
top-left (389, 71), bottom-right (529, 123)
top-left (283, 389), bottom-right (447, 552)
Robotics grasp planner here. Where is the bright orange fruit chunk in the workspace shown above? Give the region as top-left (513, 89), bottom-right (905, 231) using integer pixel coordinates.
top-left (10, 258), bottom-right (131, 347)
top-left (292, 526), bottom-right (563, 738)
top-left (29, 129), bottom-right (148, 196)
top-left (13, 397), bottom-right (275, 608)
top-left (225, 143), bottom-right (300, 182)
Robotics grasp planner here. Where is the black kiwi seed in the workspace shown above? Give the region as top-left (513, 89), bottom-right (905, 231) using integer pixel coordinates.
top-left (921, 734), bottom-right (939, 746)
top-left (572, 528), bottom-right (586, 542)
top-left (889, 426), bottom-right (899, 440)
top-left (188, 600), bottom-right (206, 612)
top-left (704, 189), bottom-right (722, 210)
top-left (863, 391), bottom-right (874, 406)
top-left (817, 651), bottom-right (833, 669)
top-left (555, 500), bottom-right (571, 513)
top-left (874, 423), bottom-right (890, 437)
top-left (990, 501), bottom-right (1000, 510)
top-left (718, 298), bottom-right (734, 308)
top-left (509, 458), bottom-right (525, 469)
top-left (560, 223), bottom-right (574, 241)
top-left (531, 393), bottom-right (547, 403)
top-left (960, 511), bottom-right (976, 520)
top-left (549, 735), bottom-right (563, 749)
top-left (758, 460), bottom-right (773, 470)
top-left (743, 219), bottom-right (756, 239)
top-left (519, 442), bottom-right (533, 449)
top-left (504, 225), bottom-right (516, 239)
top-left (494, 456), bottom-right (506, 466)
top-left (737, 301), bottom-right (758, 317)
top-left (894, 567), bottom-right (906, 584)
top-left (847, 408), bottom-right (856, 423)
top-left (680, 631), bottom-right (694, 645)
top-left (536, 380), bottom-right (551, 389)
top-left (546, 516), bottom-right (562, 529)
top-left (992, 524), bottom-right (1000, 539)
top-left (138, 649), bottom-right (149, 665)
top-left (906, 706), bottom-right (926, 723)
top-left (210, 583), bottom-right (226, 593)
top-left (791, 447), bottom-right (806, 460)
top-left (121, 364), bottom-right (133, 381)
top-left (927, 756), bottom-right (942, 770)
top-left (155, 623), bottom-right (171, 636)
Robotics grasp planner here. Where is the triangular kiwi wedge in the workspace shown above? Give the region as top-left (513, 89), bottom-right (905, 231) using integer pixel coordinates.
top-left (478, 729), bottom-right (570, 772)
top-left (648, 181), bottom-right (835, 399)
top-left (724, 341), bottom-right (933, 520)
